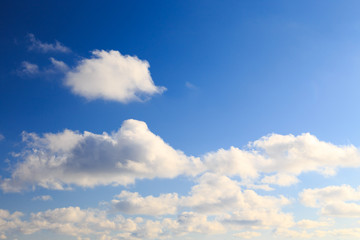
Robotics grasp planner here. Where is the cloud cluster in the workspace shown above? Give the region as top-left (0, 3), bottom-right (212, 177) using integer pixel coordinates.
top-left (64, 50), bottom-right (166, 103)
top-left (0, 207), bottom-right (225, 240)
top-left (3, 118), bottom-right (360, 238)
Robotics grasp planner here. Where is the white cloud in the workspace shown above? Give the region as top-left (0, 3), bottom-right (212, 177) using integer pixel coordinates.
top-left (297, 219), bottom-right (333, 229)
top-left (233, 231), bottom-right (261, 239)
top-left (64, 50), bottom-right (166, 103)
top-left (204, 133), bottom-right (360, 186)
top-left (261, 173), bottom-right (299, 186)
top-left (300, 185), bottom-right (360, 217)
top-left (19, 61), bottom-right (39, 75)
top-left (185, 81), bottom-right (197, 90)
top-left (0, 134), bottom-right (4, 141)
top-left (32, 195), bottom-right (52, 201)
top-left (111, 191), bottom-right (179, 215)
top-left (27, 33), bottom-right (71, 53)
top-left (49, 57), bottom-right (69, 72)
top-left (0, 119), bottom-right (203, 192)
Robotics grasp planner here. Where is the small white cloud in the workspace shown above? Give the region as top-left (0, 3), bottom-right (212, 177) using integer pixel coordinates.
top-left (27, 33), bottom-right (71, 53)
top-left (49, 57), bottom-right (69, 72)
top-left (185, 81), bottom-right (197, 90)
top-left (0, 134), bottom-right (4, 141)
top-left (32, 195), bottom-right (53, 201)
top-left (19, 61), bottom-right (39, 75)
top-left (64, 50), bottom-right (166, 103)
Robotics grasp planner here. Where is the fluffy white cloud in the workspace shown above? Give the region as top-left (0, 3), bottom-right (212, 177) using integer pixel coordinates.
top-left (27, 33), bottom-right (71, 53)
top-left (300, 185), bottom-right (360, 217)
top-left (0, 207), bottom-right (227, 240)
top-left (111, 191), bottom-right (179, 215)
top-left (261, 173), bottom-right (299, 186)
top-left (64, 50), bottom-right (166, 103)
top-left (205, 133), bottom-right (360, 186)
top-left (0, 120), bottom-right (203, 192)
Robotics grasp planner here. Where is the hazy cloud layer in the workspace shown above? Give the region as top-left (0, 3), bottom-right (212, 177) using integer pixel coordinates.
top-left (64, 50), bottom-right (166, 103)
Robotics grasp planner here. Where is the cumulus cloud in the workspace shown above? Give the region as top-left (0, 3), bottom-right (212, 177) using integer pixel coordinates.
top-left (300, 185), bottom-right (360, 217)
top-left (0, 119), bottom-right (203, 192)
top-left (110, 173), bottom-right (293, 230)
top-left (64, 50), bottom-right (166, 103)
top-left (261, 173), bottom-right (299, 186)
top-left (205, 133), bottom-right (360, 186)
top-left (0, 207), bottom-right (226, 240)
top-left (111, 191), bottom-right (179, 216)
top-left (27, 33), bottom-right (71, 53)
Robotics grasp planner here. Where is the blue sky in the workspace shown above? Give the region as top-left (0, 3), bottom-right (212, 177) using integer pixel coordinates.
top-left (2, 0), bottom-right (360, 239)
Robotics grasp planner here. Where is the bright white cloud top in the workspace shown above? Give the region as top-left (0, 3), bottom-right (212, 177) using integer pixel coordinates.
top-left (64, 50), bottom-right (166, 103)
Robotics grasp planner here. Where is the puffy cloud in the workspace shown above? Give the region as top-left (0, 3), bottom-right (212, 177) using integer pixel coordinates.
top-left (64, 50), bottom-right (166, 103)
top-left (111, 191), bottom-right (179, 215)
top-left (205, 133), bottom-right (360, 186)
top-left (204, 147), bottom-right (259, 179)
top-left (27, 33), bottom-right (71, 53)
top-left (0, 120), bottom-right (203, 192)
top-left (182, 173), bottom-right (291, 217)
top-left (233, 231), bottom-right (261, 239)
top-left (299, 185), bottom-right (360, 217)
top-left (32, 195), bottom-right (52, 201)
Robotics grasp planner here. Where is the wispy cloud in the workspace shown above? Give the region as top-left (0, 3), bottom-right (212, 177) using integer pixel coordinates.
top-left (19, 61), bottom-right (39, 75)
top-left (32, 195), bottom-right (53, 201)
top-left (27, 33), bottom-right (71, 53)
top-left (185, 81), bottom-right (197, 90)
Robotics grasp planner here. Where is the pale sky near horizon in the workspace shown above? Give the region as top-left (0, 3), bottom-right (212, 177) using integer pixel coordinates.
top-left (2, 1), bottom-right (360, 239)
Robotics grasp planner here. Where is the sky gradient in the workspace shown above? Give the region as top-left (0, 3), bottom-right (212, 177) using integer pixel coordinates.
top-left (2, 1), bottom-right (360, 239)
